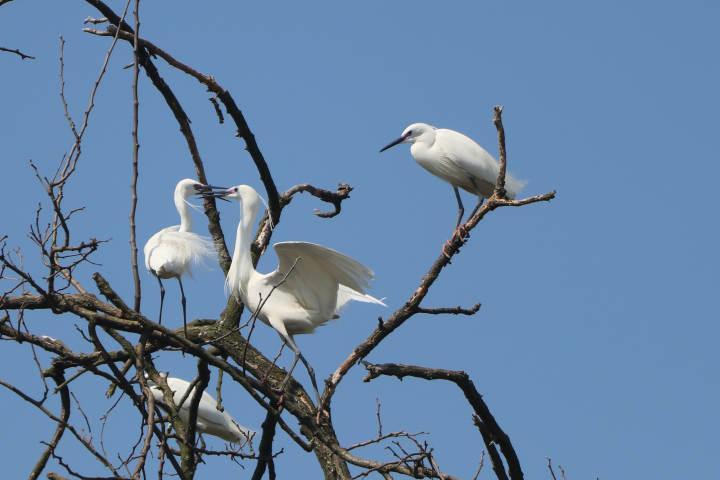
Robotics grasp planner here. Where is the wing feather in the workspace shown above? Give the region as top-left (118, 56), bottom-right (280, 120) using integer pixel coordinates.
top-left (272, 241), bottom-right (378, 316)
top-left (436, 129), bottom-right (525, 198)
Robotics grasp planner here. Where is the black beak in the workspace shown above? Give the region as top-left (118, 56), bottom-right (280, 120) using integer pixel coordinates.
top-left (193, 184), bottom-right (228, 192)
top-left (194, 184), bottom-right (231, 202)
top-left (379, 133), bottom-right (409, 153)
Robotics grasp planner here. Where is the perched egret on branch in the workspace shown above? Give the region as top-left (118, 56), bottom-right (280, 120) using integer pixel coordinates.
top-left (380, 123), bottom-right (525, 232)
top-left (201, 184), bottom-right (385, 401)
top-left (148, 374), bottom-right (254, 446)
top-left (143, 179), bottom-right (214, 336)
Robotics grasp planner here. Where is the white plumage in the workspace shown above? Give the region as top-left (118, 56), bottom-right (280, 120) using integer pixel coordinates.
top-left (209, 184), bottom-right (385, 400)
top-left (381, 122), bottom-right (526, 230)
top-left (148, 375), bottom-right (254, 446)
top-left (143, 179), bottom-right (213, 334)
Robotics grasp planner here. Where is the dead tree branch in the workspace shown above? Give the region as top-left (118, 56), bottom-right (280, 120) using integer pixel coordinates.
top-left (28, 370), bottom-right (71, 480)
top-left (0, 46), bottom-right (35, 60)
top-left (281, 183), bottom-right (354, 219)
top-left (129, 0), bottom-right (141, 312)
top-left (415, 303), bottom-right (482, 316)
top-left (251, 404), bottom-right (280, 480)
top-left (362, 362), bottom-right (523, 480)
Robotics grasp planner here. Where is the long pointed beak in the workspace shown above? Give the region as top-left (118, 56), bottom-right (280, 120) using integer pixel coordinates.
top-left (193, 183), bottom-right (228, 192)
top-left (379, 134), bottom-right (408, 153)
top-left (194, 184), bottom-right (231, 202)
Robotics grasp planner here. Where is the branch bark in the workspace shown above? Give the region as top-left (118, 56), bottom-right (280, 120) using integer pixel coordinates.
top-left (129, 0), bottom-right (141, 312)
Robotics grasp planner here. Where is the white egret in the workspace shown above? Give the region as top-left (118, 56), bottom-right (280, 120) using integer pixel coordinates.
top-left (380, 123), bottom-right (525, 234)
top-left (202, 184), bottom-right (385, 401)
top-left (147, 374), bottom-right (254, 446)
top-left (143, 178), bottom-right (214, 336)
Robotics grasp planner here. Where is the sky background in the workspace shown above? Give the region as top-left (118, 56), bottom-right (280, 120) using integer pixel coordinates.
top-left (1, 1), bottom-right (718, 479)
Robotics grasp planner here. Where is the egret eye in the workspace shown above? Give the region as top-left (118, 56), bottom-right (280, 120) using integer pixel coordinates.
top-left (407, 130), bottom-right (413, 136)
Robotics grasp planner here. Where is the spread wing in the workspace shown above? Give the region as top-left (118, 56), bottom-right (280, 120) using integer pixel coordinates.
top-left (272, 241), bottom-right (378, 316)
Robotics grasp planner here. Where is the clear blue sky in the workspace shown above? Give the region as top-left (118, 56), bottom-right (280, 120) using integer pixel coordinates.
top-left (1, 1), bottom-right (718, 478)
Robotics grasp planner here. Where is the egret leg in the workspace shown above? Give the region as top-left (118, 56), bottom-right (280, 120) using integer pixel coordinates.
top-left (177, 277), bottom-right (187, 338)
top-left (468, 196), bottom-right (485, 219)
top-left (452, 186), bottom-right (465, 229)
top-left (156, 276), bottom-right (165, 325)
top-left (443, 186), bottom-right (469, 257)
top-left (277, 333), bottom-right (320, 404)
top-left (297, 350), bottom-right (320, 405)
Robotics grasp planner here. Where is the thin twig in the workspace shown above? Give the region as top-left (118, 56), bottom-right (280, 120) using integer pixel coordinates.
top-left (547, 458), bottom-right (558, 480)
top-left (471, 451), bottom-right (485, 480)
top-left (415, 303), bottom-right (482, 316)
top-left (129, 0), bottom-right (141, 312)
top-left (0, 46), bottom-right (35, 60)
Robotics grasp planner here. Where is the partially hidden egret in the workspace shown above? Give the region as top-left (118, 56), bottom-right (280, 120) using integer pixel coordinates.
top-left (380, 123), bottom-right (525, 235)
top-left (202, 184), bottom-right (385, 401)
top-left (143, 179), bottom-right (214, 336)
top-left (147, 374), bottom-right (254, 446)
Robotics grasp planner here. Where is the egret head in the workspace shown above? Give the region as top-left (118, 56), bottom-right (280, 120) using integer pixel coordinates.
top-left (216, 185), bottom-right (256, 202)
top-left (175, 178), bottom-right (203, 198)
top-left (380, 123), bottom-right (436, 152)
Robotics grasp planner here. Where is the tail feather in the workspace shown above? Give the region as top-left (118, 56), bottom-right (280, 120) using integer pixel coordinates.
top-left (504, 174), bottom-right (527, 200)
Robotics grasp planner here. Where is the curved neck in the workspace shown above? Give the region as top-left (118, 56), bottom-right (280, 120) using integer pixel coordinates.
top-left (174, 192), bottom-right (192, 232)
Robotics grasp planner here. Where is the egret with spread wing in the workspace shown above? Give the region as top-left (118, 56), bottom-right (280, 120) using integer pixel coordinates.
top-left (144, 179), bottom-right (214, 336)
top-left (203, 184), bottom-right (385, 401)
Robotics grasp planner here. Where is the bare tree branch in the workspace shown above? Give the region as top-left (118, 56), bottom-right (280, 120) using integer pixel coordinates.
top-left (493, 105), bottom-right (508, 199)
top-left (0, 46), bottom-right (35, 60)
top-left (415, 303), bottom-right (482, 316)
top-left (362, 362), bottom-right (524, 480)
top-left (251, 404), bottom-right (280, 480)
top-left (81, 20), bottom-right (282, 223)
top-left (28, 370), bottom-right (71, 480)
top-left (281, 183), bottom-right (353, 219)
top-left (129, 0), bottom-right (141, 312)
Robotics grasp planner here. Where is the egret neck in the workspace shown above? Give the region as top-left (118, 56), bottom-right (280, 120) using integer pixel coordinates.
top-left (173, 184), bottom-right (193, 233)
top-left (228, 191), bottom-right (260, 297)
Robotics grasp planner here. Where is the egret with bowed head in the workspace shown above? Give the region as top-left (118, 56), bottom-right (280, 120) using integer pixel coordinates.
top-left (147, 374), bottom-right (254, 446)
top-left (201, 184), bottom-right (385, 401)
top-left (380, 123), bottom-right (525, 235)
top-left (143, 179), bottom-right (214, 336)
